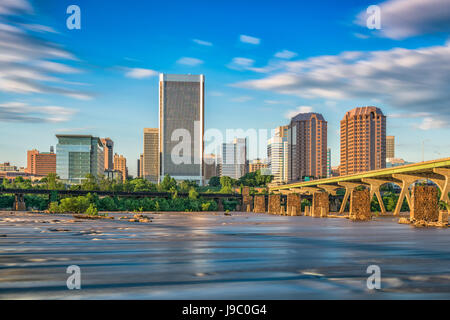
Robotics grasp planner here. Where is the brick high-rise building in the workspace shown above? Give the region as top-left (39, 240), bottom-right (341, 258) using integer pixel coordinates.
top-left (204, 154), bottom-right (218, 182)
top-left (275, 125), bottom-right (289, 139)
top-left (288, 113), bottom-right (328, 181)
top-left (386, 135), bottom-right (395, 160)
top-left (113, 153), bottom-right (128, 182)
top-left (340, 106), bottom-right (386, 176)
top-left (101, 138), bottom-right (114, 170)
top-left (143, 128), bottom-right (159, 183)
top-left (26, 148), bottom-right (56, 176)
top-left (248, 159), bottom-right (268, 173)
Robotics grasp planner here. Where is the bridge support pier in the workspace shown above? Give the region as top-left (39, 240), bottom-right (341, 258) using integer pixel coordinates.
top-left (362, 178), bottom-right (387, 215)
top-left (411, 185), bottom-right (439, 222)
top-left (268, 194), bottom-right (281, 214)
top-left (242, 187), bottom-right (253, 212)
top-left (312, 192), bottom-right (329, 217)
top-left (338, 182), bottom-right (364, 214)
top-left (392, 174), bottom-right (418, 216)
top-left (349, 189), bottom-right (371, 221)
top-left (253, 195), bottom-right (266, 213)
top-left (14, 194), bottom-right (26, 211)
top-left (287, 193), bottom-right (301, 216)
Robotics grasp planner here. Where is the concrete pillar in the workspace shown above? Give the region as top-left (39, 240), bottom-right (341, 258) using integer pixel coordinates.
top-left (286, 194), bottom-right (301, 216)
top-left (433, 168), bottom-right (450, 203)
top-left (362, 178), bottom-right (387, 215)
top-left (349, 189), bottom-right (371, 221)
top-left (268, 194), bottom-right (281, 214)
top-left (290, 206), bottom-right (297, 216)
top-left (14, 194), bottom-right (26, 211)
top-left (439, 211), bottom-right (449, 224)
top-left (338, 182), bottom-right (363, 214)
top-left (253, 195), bottom-right (266, 213)
top-left (305, 206), bottom-right (310, 216)
top-left (312, 192), bottom-right (329, 217)
top-left (243, 195), bottom-right (253, 212)
top-left (392, 174), bottom-right (418, 216)
top-left (216, 198), bottom-right (224, 212)
top-left (320, 207), bottom-right (328, 218)
top-left (410, 185), bottom-right (439, 222)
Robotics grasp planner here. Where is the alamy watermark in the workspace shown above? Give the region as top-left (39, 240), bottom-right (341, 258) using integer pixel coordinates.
top-left (366, 5), bottom-right (381, 30)
top-left (366, 265), bottom-right (381, 290)
top-left (171, 123), bottom-right (272, 166)
top-left (66, 5), bottom-right (81, 30)
top-left (66, 265), bottom-right (81, 290)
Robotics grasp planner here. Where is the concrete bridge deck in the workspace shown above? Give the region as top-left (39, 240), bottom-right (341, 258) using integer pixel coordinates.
top-left (269, 157), bottom-right (450, 216)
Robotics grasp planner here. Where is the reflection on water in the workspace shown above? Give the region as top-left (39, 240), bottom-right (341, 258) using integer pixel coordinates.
top-left (0, 211), bottom-right (449, 299)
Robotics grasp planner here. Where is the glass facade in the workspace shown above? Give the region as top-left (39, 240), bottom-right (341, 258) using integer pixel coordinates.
top-left (56, 135), bottom-right (104, 183)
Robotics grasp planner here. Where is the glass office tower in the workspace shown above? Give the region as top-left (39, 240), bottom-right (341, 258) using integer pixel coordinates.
top-left (56, 135), bottom-right (104, 183)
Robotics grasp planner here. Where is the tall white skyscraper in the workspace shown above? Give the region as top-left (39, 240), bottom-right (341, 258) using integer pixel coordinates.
top-left (159, 74), bottom-right (204, 185)
top-left (267, 134), bottom-right (288, 184)
top-left (220, 138), bottom-right (247, 179)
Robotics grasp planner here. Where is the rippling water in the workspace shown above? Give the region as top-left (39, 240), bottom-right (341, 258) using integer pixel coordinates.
top-left (0, 211), bottom-right (449, 299)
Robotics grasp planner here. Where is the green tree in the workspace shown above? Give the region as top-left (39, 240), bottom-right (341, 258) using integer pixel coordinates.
top-left (188, 187), bottom-right (199, 200)
top-left (85, 203), bottom-right (98, 216)
top-left (81, 174), bottom-right (99, 191)
top-left (208, 176), bottom-right (221, 187)
top-left (219, 176), bottom-right (234, 193)
top-left (160, 175), bottom-right (177, 191)
top-left (48, 202), bottom-right (61, 213)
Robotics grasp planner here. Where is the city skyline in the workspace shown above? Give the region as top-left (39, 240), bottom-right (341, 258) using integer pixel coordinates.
top-left (1, 0), bottom-right (450, 177)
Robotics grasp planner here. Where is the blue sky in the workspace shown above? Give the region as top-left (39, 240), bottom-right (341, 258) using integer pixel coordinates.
top-left (1, 0), bottom-right (450, 176)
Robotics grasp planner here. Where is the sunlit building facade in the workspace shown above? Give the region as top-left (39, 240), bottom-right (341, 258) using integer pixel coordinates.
top-left (340, 106), bottom-right (386, 175)
top-left (159, 74), bottom-right (204, 185)
top-left (56, 135), bottom-right (104, 183)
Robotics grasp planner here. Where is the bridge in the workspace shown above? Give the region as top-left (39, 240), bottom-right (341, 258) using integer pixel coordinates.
top-left (0, 188), bottom-right (241, 211)
top-left (269, 157), bottom-right (450, 216)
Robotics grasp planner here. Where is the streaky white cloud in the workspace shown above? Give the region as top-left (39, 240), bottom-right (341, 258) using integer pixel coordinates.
top-left (240, 34), bottom-right (260, 45)
top-left (227, 57), bottom-right (282, 73)
top-left (37, 61), bottom-right (80, 74)
top-left (125, 68), bottom-right (158, 79)
top-left (284, 106), bottom-right (314, 119)
top-left (234, 43), bottom-right (450, 126)
top-left (227, 57), bottom-right (255, 70)
top-left (275, 50), bottom-right (297, 59)
top-left (177, 57), bottom-right (203, 66)
top-left (0, 0), bottom-right (32, 15)
top-left (415, 117), bottom-right (449, 131)
top-left (22, 23), bottom-right (58, 34)
top-left (193, 39), bottom-right (213, 46)
top-left (356, 0), bottom-right (450, 39)
top-left (0, 101), bottom-right (77, 123)
top-left (0, 0), bottom-right (93, 100)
